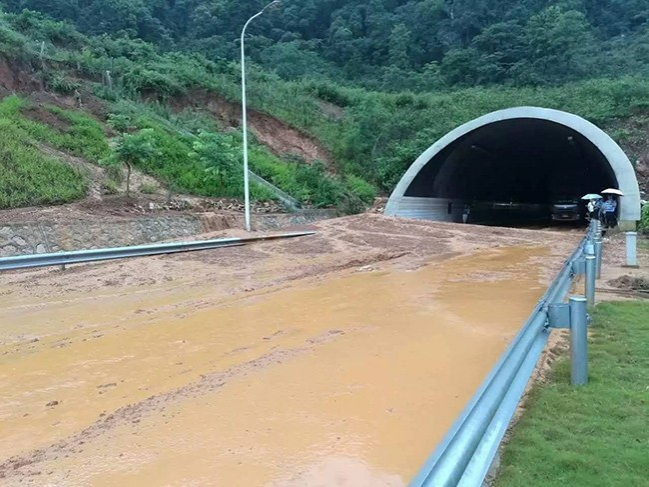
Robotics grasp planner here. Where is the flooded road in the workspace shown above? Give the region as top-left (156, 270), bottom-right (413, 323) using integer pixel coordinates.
top-left (1, 245), bottom-right (550, 486)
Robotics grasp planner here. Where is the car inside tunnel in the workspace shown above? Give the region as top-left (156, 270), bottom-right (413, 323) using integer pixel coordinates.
top-left (402, 118), bottom-right (619, 225)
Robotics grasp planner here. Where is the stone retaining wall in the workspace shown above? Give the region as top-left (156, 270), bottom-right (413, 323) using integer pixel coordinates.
top-left (0, 210), bottom-right (336, 257)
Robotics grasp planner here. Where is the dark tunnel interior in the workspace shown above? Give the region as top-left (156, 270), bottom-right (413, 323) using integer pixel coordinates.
top-left (405, 119), bottom-right (618, 223)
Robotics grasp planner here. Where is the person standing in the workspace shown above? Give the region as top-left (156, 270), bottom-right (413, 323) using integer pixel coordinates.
top-left (602, 195), bottom-right (617, 230)
top-left (462, 204), bottom-right (471, 224)
top-left (587, 198), bottom-right (599, 221)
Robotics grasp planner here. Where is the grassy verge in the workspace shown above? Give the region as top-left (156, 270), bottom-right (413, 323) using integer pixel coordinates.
top-left (495, 302), bottom-right (649, 487)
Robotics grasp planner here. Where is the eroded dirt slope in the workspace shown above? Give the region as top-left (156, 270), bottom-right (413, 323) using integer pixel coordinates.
top-left (171, 89), bottom-right (333, 167)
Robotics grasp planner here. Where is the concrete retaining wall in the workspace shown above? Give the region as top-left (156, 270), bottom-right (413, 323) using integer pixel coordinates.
top-left (0, 210), bottom-right (336, 257)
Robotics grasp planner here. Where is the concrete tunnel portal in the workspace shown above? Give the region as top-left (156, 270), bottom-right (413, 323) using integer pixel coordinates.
top-left (385, 107), bottom-right (641, 225)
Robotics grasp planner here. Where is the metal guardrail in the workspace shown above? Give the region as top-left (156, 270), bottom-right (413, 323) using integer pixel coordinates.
top-left (410, 228), bottom-right (594, 487)
top-left (247, 171), bottom-right (302, 211)
top-left (0, 231), bottom-right (315, 271)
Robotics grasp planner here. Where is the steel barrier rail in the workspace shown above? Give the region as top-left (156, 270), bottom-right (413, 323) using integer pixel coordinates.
top-left (410, 234), bottom-right (588, 487)
top-left (0, 231), bottom-right (315, 272)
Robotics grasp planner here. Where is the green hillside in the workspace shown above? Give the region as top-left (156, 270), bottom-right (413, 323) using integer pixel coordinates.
top-left (0, 2), bottom-right (647, 211)
top-left (3, 0), bottom-right (647, 90)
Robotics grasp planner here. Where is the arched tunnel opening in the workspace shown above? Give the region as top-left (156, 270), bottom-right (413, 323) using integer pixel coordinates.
top-left (387, 109), bottom-right (641, 227)
top-left (405, 118), bottom-right (617, 225)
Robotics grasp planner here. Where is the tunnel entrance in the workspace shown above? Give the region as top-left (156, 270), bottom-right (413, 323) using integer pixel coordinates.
top-left (385, 107), bottom-right (641, 226)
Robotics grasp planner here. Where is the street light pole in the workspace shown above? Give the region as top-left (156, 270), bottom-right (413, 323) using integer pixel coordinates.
top-left (240, 0), bottom-right (280, 232)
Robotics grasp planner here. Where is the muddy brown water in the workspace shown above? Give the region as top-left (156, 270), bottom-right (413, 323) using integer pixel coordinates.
top-left (0, 246), bottom-right (549, 486)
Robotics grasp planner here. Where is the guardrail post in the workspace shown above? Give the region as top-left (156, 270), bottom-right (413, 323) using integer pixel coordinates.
top-left (594, 238), bottom-right (603, 280)
top-left (585, 253), bottom-right (596, 305)
top-left (584, 231), bottom-right (595, 256)
top-left (626, 231), bottom-right (638, 267)
top-left (569, 297), bottom-right (589, 386)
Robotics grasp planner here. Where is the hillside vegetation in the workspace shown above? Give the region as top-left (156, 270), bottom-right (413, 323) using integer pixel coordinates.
top-left (0, 2), bottom-right (647, 212)
top-left (3, 0), bottom-right (647, 91)
top-left (0, 96), bottom-right (87, 207)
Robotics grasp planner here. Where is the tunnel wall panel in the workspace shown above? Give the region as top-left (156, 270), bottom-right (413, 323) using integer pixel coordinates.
top-left (394, 197), bottom-right (464, 222)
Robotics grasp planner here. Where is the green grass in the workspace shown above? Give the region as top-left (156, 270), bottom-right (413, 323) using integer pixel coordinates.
top-left (495, 302), bottom-right (649, 487)
top-left (114, 116), bottom-right (276, 201)
top-left (640, 205), bottom-right (649, 235)
top-left (109, 102), bottom-right (372, 208)
top-left (0, 95), bottom-right (111, 209)
top-left (0, 95), bottom-right (109, 162)
top-left (0, 118), bottom-right (86, 208)
top-left (45, 105), bottom-right (109, 162)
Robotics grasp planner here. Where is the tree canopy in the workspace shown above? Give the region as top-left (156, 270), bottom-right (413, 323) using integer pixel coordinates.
top-left (1, 0), bottom-right (647, 90)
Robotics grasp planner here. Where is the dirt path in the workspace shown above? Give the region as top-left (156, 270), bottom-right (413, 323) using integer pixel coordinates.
top-left (0, 215), bottom-right (582, 486)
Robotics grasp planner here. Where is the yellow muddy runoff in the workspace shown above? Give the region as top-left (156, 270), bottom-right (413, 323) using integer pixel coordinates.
top-left (0, 246), bottom-right (549, 486)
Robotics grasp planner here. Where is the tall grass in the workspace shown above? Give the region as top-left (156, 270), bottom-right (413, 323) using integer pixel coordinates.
top-left (0, 118), bottom-right (85, 208)
top-left (0, 96), bottom-right (109, 162)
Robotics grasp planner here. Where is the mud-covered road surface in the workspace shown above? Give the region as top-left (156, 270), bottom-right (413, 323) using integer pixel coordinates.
top-left (0, 215), bottom-right (582, 486)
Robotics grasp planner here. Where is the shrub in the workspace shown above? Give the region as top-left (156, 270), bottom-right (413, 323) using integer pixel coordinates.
top-left (121, 66), bottom-right (185, 98)
top-left (46, 74), bottom-right (81, 94)
top-left (102, 179), bottom-right (119, 195)
top-left (345, 174), bottom-right (377, 204)
top-left (640, 203), bottom-right (649, 234)
top-left (138, 183), bottom-right (158, 194)
top-left (188, 130), bottom-right (239, 193)
top-left (107, 113), bottom-right (134, 133)
top-left (103, 128), bottom-right (160, 196)
top-left (305, 80), bottom-right (354, 107)
top-left (0, 24), bottom-right (30, 55)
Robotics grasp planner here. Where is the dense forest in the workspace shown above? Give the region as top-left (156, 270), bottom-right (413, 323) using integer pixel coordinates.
top-left (1, 0), bottom-right (648, 91)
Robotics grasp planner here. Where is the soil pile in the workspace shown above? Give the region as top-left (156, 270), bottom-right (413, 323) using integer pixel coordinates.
top-left (608, 275), bottom-right (649, 292)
